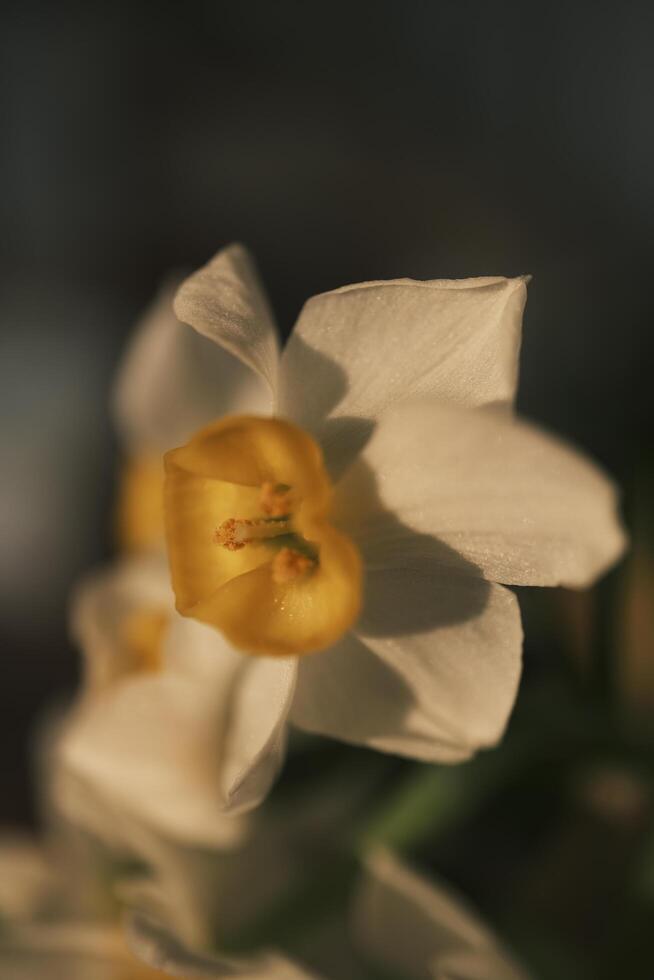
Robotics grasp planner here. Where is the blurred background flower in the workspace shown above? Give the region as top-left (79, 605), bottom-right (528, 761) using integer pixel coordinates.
top-left (1, 2), bottom-right (653, 978)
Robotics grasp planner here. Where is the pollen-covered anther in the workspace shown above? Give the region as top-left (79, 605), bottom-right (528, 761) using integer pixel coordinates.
top-left (260, 481), bottom-right (294, 517)
top-left (214, 516), bottom-right (291, 551)
top-left (271, 547), bottom-right (316, 584)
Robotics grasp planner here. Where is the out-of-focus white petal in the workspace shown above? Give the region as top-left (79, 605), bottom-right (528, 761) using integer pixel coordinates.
top-left (70, 554), bottom-right (172, 693)
top-left (291, 570), bottom-right (522, 762)
top-left (113, 278), bottom-right (270, 453)
top-left (353, 850), bottom-right (529, 980)
top-left (336, 400), bottom-right (626, 588)
top-left (107, 760), bottom-right (384, 956)
top-left (174, 244), bottom-right (279, 400)
top-left (62, 559), bottom-right (296, 843)
top-left (50, 762), bottom-right (246, 950)
top-left (279, 276), bottom-right (527, 473)
top-left (56, 658), bottom-right (243, 846)
top-left (114, 776), bottom-right (354, 953)
top-left (127, 910), bottom-right (321, 979)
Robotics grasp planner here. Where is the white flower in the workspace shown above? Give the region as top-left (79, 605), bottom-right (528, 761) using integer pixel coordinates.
top-left (81, 244), bottom-right (626, 828)
top-left (0, 832), bottom-right (173, 979)
top-left (0, 829), bottom-right (302, 979)
top-left (0, 832), bottom-right (531, 979)
top-left (157, 243), bottom-right (624, 772)
top-left (126, 849), bottom-right (530, 980)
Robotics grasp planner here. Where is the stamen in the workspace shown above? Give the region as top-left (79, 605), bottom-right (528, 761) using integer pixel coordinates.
top-left (272, 547), bottom-right (316, 584)
top-left (215, 517), bottom-right (291, 551)
top-left (260, 481), bottom-right (293, 517)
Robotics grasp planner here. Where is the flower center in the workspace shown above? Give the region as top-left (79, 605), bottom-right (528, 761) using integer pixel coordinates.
top-left (214, 481), bottom-right (318, 583)
top-left (164, 415), bottom-right (362, 657)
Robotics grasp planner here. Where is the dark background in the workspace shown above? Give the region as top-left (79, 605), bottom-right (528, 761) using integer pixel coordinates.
top-left (1, 0), bottom-right (651, 847)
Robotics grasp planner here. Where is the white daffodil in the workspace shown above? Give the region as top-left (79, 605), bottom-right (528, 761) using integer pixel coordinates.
top-left (154, 243), bottom-right (624, 770)
top-left (55, 715), bottom-right (382, 953)
top-left (54, 555), bottom-right (295, 840)
top-left (126, 849), bottom-right (530, 980)
top-left (0, 831), bottom-right (161, 980)
top-left (0, 833), bottom-right (531, 979)
top-left (0, 832), bottom-right (304, 980)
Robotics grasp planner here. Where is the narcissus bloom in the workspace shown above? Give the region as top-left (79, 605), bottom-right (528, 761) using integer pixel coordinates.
top-left (0, 831), bottom-right (309, 980)
top-left (0, 834), bottom-right (173, 979)
top-left (126, 850), bottom-right (529, 980)
top-left (156, 243), bottom-right (624, 766)
top-left (0, 832), bottom-right (530, 978)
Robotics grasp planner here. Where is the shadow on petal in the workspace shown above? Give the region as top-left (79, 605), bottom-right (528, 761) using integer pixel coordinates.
top-left (362, 566), bottom-right (491, 639)
top-left (292, 631), bottom-right (418, 748)
top-left (319, 414), bottom-right (377, 482)
top-left (334, 457), bottom-right (492, 638)
top-left (280, 332), bottom-right (349, 424)
top-left (280, 335), bottom-right (379, 479)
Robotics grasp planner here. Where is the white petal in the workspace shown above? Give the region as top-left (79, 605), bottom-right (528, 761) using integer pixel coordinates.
top-left (353, 850), bottom-right (529, 980)
top-left (57, 663), bottom-right (241, 847)
top-left (50, 760), bottom-right (244, 950)
top-left (113, 278), bottom-right (271, 454)
top-left (336, 400), bottom-right (627, 588)
top-left (291, 569), bottom-right (522, 762)
top-left (174, 243), bottom-right (279, 400)
top-left (110, 768), bottom-right (385, 955)
top-left (126, 910), bottom-right (320, 979)
top-left (279, 277), bottom-right (527, 474)
top-left (70, 555), bottom-right (173, 693)
top-left (119, 793), bottom-right (330, 951)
